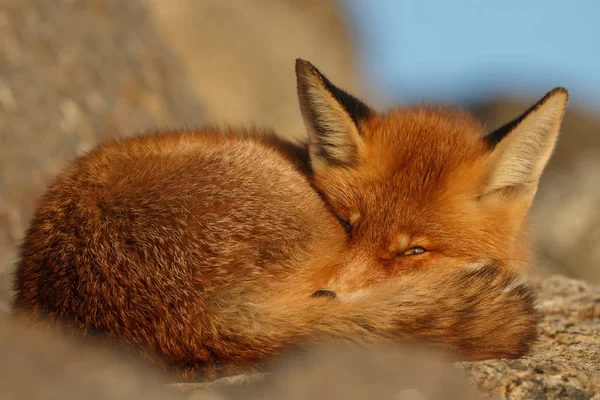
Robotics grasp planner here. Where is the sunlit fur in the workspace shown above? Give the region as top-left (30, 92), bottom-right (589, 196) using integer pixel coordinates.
top-left (10, 59), bottom-right (566, 380)
top-left (12, 128), bottom-right (538, 380)
top-left (296, 60), bottom-right (567, 296)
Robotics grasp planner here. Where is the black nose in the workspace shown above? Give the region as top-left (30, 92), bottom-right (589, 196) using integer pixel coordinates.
top-left (311, 289), bottom-right (336, 299)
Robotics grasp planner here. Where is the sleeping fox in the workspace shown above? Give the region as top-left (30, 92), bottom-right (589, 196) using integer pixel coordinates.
top-left (11, 59), bottom-right (567, 380)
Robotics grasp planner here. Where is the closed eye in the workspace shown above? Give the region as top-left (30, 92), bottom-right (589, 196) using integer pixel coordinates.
top-left (336, 217), bottom-right (352, 236)
top-left (397, 246), bottom-right (427, 257)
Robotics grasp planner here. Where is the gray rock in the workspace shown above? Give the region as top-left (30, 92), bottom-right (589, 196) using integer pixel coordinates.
top-left (0, 0), bottom-right (204, 305)
top-left (0, 314), bottom-right (184, 400)
top-left (461, 274), bottom-right (600, 399)
top-left (146, 0), bottom-right (362, 138)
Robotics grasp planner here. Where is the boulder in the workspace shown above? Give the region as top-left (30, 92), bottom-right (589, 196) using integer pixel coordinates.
top-left (0, 0), bottom-right (204, 305)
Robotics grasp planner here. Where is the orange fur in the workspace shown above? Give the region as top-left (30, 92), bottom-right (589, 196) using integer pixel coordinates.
top-left (295, 60), bottom-right (567, 295)
top-left (309, 107), bottom-right (532, 292)
top-left (12, 59), bottom-right (567, 380)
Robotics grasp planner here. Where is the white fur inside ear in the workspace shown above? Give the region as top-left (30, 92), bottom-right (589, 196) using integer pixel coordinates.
top-left (297, 65), bottom-right (364, 169)
top-left (485, 91), bottom-right (567, 194)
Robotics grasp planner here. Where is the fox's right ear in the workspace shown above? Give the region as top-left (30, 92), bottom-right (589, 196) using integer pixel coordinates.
top-left (482, 87), bottom-right (568, 202)
top-left (295, 59), bottom-right (373, 173)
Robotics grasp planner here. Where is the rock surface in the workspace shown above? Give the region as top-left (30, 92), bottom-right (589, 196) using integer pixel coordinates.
top-left (146, 0), bottom-right (362, 139)
top-left (461, 274), bottom-right (599, 399)
top-left (0, 0), bottom-right (204, 305)
top-left (0, 314), bottom-right (183, 400)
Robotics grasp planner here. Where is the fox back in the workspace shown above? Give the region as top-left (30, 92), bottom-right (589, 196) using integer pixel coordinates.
top-left (295, 59), bottom-right (567, 295)
top-left (12, 129), bottom-right (351, 377)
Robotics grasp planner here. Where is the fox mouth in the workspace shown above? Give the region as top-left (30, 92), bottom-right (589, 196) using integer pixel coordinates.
top-left (311, 289), bottom-right (337, 299)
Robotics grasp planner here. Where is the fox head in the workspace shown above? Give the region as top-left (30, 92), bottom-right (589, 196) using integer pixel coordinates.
top-left (296, 59), bottom-right (568, 295)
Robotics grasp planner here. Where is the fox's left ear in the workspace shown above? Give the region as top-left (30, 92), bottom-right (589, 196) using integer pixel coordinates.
top-left (296, 59), bottom-right (373, 173)
top-left (482, 87), bottom-right (568, 200)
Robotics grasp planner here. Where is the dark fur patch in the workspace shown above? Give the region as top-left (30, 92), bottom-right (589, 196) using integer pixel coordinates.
top-left (484, 87), bottom-right (567, 149)
top-left (320, 76), bottom-right (372, 127)
top-left (311, 290), bottom-right (337, 299)
top-left (297, 59), bottom-right (372, 129)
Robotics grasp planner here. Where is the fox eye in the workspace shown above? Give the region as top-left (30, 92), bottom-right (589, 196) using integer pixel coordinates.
top-left (398, 246), bottom-right (427, 257)
top-left (337, 217), bottom-right (352, 235)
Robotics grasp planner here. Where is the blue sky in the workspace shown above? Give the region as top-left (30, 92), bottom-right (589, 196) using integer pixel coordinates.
top-left (342, 0), bottom-right (600, 112)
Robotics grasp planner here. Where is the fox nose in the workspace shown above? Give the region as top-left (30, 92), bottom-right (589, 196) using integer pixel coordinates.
top-left (323, 252), bottom-right (375, 297)
top-left (311, 289), bottom-right (337, 299)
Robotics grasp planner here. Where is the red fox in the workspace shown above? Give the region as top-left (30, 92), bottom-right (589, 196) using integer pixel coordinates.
top-left (294, 60), bottom-right (568, 293)
top-left (11, 59), bottom-right (567, 380)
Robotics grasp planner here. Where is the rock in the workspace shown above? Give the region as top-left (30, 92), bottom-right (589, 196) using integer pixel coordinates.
top-left (0, 0), bottom-right (205, 306)
top-left (216, 346), bottom-right (477, 400)
top-left (0, 314), bottom-right (185, 400)
top-left (146, 0), bottom-right (362, 139)
top-left (460, 274), bottom-right (599, 399)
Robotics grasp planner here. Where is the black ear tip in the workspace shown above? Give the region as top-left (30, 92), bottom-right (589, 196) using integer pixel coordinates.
top-left (485, 86), bottom-right (569, 149)
top-left (295, 58), bottom-right (320, 76)
top-left (295, 58), bottom-right (310, 71)
top-left (545, 87), bottom-right (569, 103)
top-left (530, 87), bottom-right (568, 113)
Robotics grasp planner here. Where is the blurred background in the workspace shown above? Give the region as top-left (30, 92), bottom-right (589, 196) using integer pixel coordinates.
top-left (1, 0), bottom-right (599, 309)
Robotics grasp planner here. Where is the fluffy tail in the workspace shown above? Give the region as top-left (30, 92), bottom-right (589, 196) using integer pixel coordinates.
top-left (204, 263), bottom-right (538, 377)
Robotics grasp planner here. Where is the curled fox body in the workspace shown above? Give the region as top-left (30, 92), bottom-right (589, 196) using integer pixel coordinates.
top-left (12, 60), bottom-right (567, 379)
